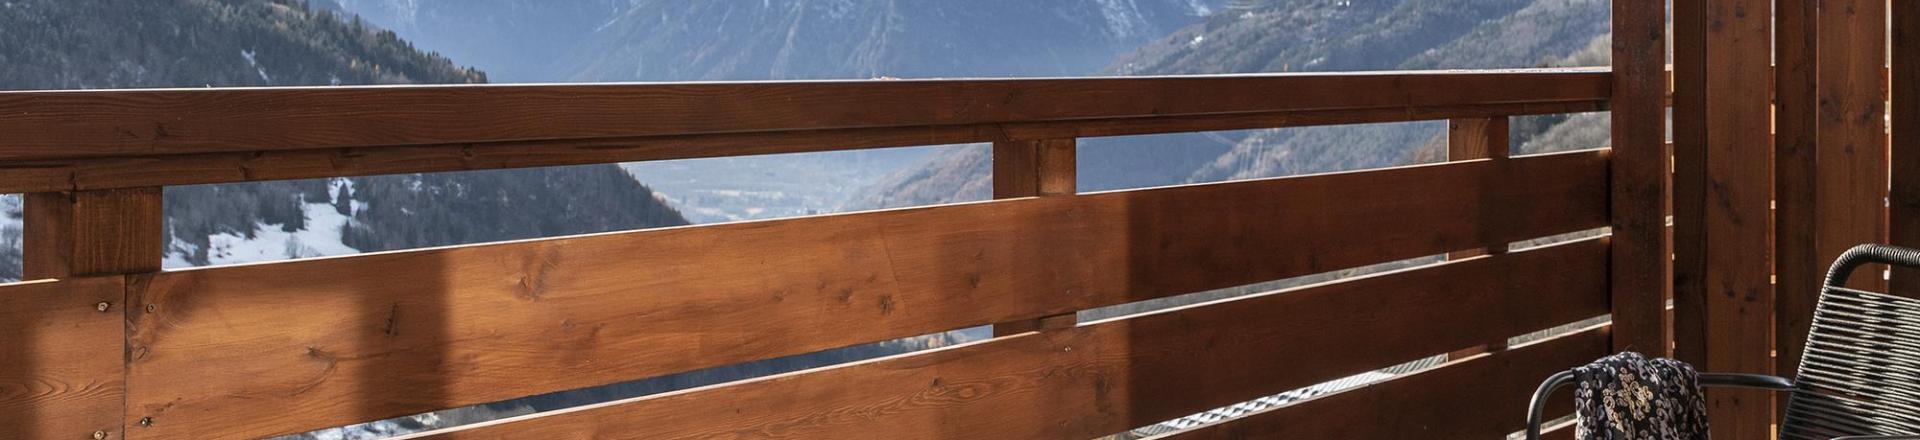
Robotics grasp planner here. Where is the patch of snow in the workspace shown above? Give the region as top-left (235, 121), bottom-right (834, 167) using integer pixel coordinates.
top-left (240, 49), bottom-right (271, 82)
top-left (166, 202), bottom-right (361, 269)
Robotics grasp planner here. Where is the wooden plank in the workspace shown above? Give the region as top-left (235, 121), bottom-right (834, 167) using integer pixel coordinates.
top-left (990, 138), bottom-right (1077, 336)
top-left (0, 99), bottom-right (1609, 195)
top-left (1817, 0), bottom-right (1890, 293)
top-left (122, 152), bottom-right (1608, 440)
top-left (1445, 116), bottom-right (1511, 358)
top-left (1669, 0), bottom-right (1707, 367)
top-left (396, 240), bottom-right (1611, 440)
top-left (23, 188), bottom-right (164, 278)
top-left (0, 70), bottom-right (1609, 162)
top-left (1775, 0), bottom-right (1822, 402)
top-left (1611, 0), bottom-right (1673, 355)
top-left (1694, 0), bottom-right (1778, 434)
top-left (0, 277), bottom-right (127, 440)
top-left (1892, 0), bottom-right (1920, 296)
top-left (1147, 325), bottom-right (1609, 440)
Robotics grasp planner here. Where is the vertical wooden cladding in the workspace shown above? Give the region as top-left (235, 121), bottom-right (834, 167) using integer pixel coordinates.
top-left (120, 153), bottom-right (1606, 440)
top-left (1673, 0), bottom-right (1778, 435)
top-left (1149, 325), bottom-right (1610, 440)
top-left (1610, 0), bottom-right (1673, 356)
top-left (1817, 0), bottom-right (1890, 293)
top-left (0, 277), bottom-right (126, 440)
top-left (1774, 0), bottom-right (1823, 405)
top-left (1892, 0), bottom-right (1920, 295)
top-left (402, 240), bottom-right (1611, 440)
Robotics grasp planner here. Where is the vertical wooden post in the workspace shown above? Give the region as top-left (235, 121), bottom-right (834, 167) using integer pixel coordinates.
top-left (1816, 0), bottom-right (1890, 293)
top-left (990, 139), bottom-right (1077, 336)
top-left (1609, 0), bottom-right (1673, 357)
top-left (24, 188), bottom-right (164, 278)
top-left (1444, 117), bottom-right (1512, 360)
top-left (1774, 0), bottom-right (1822, 403)
top-left (19, 187), bottom-right (163, 440)
top-left (1891, 0), bottom-right (1920, 295)
top-left (1674, 0), bottom-right (1778, 433)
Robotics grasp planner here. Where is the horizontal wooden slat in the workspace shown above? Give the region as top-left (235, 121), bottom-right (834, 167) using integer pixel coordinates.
top-left (0, 277), bottom-right (126, 440)
top-left (0, 70), bottom-right (1607, 162)
top-left (395, 239), bottom-right (1609, 440)
top-left (0, 99), bottom-right (1606, 194)
top-left (122, 151), bottom-right (1606, 439)
top-left (1152, 324), bottom-right (1608, 440)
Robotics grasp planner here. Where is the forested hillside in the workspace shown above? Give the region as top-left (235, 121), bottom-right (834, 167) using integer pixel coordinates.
top-left (851, 0), bottom-right (1612, 209)
top-left (0, 0), bottom-right (687, 282)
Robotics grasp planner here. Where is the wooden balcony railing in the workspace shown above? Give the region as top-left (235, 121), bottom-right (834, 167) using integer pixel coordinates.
top-left (0, 67), bottom-right (1661, 440)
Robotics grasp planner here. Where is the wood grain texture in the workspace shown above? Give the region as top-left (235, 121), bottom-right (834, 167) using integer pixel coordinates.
top-left (1817, 0), bottom-right (1890, 293)
top-left (0, 70), bottom-right (1609, 162)
top-left (1774, 0), bottom-right (1822, 406)
top-left (397, 240), bottom-right (1610, 440)
top-left (1609, 0), bottom-right (1672, 356)
top-left (1669, 0), bottom-right (1707, 367)
top-left (0, 96), bottom-right (1609, 195)
top-left (990, 138), bottom-right (1078, 336)
top-left (23, 188), bottom-right (164, 278)
top-left (1695, 0), bottom-right (1778, 434)
top-left (0, 277), bottom-right (127, 440)
top-left (1445, 116), bottom-right (1512, 356)
top-left (1892, 0), bottom-right (1920, 296)
top-left (121, 152), bottom-right (1607, 440)
top-left (1147, 325), bottom-right (1609, 440)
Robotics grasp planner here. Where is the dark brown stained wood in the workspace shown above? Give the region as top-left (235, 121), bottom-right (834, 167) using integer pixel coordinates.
top-left (0, 99), bottom-right (1609, 195)
top-left (991, 138), bottom-right (1076, 199)
top-left (1610, 0), bottom-right (1672, 355)
top-left (1817, 0), bottom-right (1890, 293)
top-left (1775, 0), bottom-right (1823, 416)
top-left (1688, 0), bottom-right (1778, 434)
top-left (121, 152), bottom-right (1608, 440)
top-left (0, 70), bottom-right (1609, 161)
top-left (1669, 0), bottom-right (1707, 367)
top-left (1444, 116), bottom-right (1511, 358)
top-left (23, 188), bottom-right (164, 278)
top-left (1147, 325), bottom-right (1609, 440)
top-left (1893, 0), bottom-right (1920, 296)
top-left (395, 240), bottom-right (1610, 440)
top-left (0, 277), bottom-right (127, 440)
top-left (990, 138), bottom-right (1077, 336)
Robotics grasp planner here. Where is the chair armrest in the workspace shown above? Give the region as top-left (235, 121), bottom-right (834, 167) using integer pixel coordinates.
top-left (1697, 373), bottom-right (1795, 391)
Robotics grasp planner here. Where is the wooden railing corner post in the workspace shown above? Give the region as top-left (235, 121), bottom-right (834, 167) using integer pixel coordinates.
top-left (991, 138), bottom-right (1078, 336)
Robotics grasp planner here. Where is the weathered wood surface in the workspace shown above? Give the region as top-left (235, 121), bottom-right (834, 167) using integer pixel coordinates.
top-left (395, 240), bottom-right (1608, 440)
top-left (0, 278), bottom-right (127, 440)
top-left (1610, 0), bottom-right (1672, 356)
top-left (0, 98), bottom-right (1607, 195)
top-left (121, 152), bottom-right (1607, 439)
top-left (1150, 325), bottom-right (1609, 440)
top-left (0, 70), bottom-right (1608, 162)
top-left (22, 188), bottom-right (164, 279)
top-left (1892, 0), bottom-right (1920, 296)
top-left (1673, 0), bottom-right (1779, 434)
top-left (1774, 0), bottom-right (1823, 414)
top-left (1816, 0), bottom-right (1889, 293)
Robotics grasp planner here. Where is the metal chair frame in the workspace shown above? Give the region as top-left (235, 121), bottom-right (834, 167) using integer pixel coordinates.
top-left (1525, 244), bottom-right (1920, 440)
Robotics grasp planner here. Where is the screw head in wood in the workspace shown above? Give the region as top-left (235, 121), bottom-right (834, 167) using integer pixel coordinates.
top-left (95, 302), bottom-right (111, 312)
top-left (93, 430), bottom-right (107, 440)
top-left (145, 304), bottom-right (156, 313)
top-left (137, 417), bottom-right (152, 427)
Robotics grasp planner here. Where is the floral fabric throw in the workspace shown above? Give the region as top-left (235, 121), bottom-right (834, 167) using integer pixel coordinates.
top-left (1573, 352), bottom-right (1710, 440)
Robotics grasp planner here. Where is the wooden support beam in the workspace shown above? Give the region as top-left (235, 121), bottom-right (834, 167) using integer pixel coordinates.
top-left (0, 278), bottom-right (127, 440)
top-left (1445, 116), bottom-right (1512, 359)
top-left (1610, 0), bottom-right (1673, 356)
top-left (1892, 0), bottom-right (1920, 295)
top-left (1774, 0), bottom-right (1822, 406)
top-left (991, 138), bottom-right (1077, 336)
top-left (1673, 0), bottom-right (1778, 434)
top-left (1816, 0), bottom-right (1890, 293)
top-left (23, 188), bottom-right (163, 278)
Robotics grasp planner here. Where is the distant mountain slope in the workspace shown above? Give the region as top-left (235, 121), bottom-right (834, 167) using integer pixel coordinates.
top-left (563, 0), bottom-right (1213, 82)
top-left (853, 0), bottom-right (1610, 209)
top-left (0, 0), bottom-right (687, 282)
top-left (327, 0), bottom-right (634, 81)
